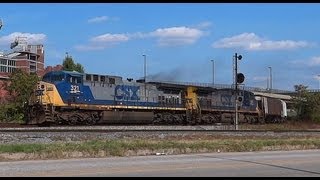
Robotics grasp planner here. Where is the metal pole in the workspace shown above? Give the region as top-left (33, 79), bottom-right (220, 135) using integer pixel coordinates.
top-left (234, 53), bottom-right (238, 130)
top-left (318, 75), bottom-right (320, 90)
top-left (143, 54), bottom-right (147, 100)
top-left (211, 60), bottom-right (214, 86)
top-left (268, 66), bottom-right (272, 90)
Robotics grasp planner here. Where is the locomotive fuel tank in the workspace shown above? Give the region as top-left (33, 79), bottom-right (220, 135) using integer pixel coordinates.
top-left (99, 111), bottom-right (154, 124)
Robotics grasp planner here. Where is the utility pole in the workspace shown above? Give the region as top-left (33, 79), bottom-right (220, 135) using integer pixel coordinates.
top-left (143, 54), bottom-right (147, 101)
top-left (211, 59), bottom-right (214, 86)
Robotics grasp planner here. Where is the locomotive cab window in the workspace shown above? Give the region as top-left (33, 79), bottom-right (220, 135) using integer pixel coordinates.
top-left (68, 75), bottom-right (82, 84)
top-left (42, 74), bottom-right (51, 82)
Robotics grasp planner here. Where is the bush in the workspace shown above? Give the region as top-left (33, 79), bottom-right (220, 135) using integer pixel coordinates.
top-left (0, 103), bottom-right (24, 123)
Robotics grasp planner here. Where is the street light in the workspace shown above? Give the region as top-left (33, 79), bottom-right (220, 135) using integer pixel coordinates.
top-left (318, 74), bottom-right (320, 89)
top-left (268, 66), bottom-right (272, 91)
top-left (211, 60), bottom-right (214, 86)
top-left (142, 54), bottom-right (147, 100)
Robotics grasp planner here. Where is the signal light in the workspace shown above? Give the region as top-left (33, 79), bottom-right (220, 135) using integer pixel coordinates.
top-left (236, 73), bottom-right (245, 84)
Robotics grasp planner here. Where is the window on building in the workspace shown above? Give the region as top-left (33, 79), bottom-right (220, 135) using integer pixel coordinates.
top-left (8, 60), bottom-right (16, 66)
top-left (7, 67), bottom-right (15, 73)
top-left (0, 59), bottom-right (6, 65)
top-left (0, 66), bottom-right (7, 72)
top-left (30, 55), bottom-right (37, 61)
top-left (30, 65), bottom-right (37, 72)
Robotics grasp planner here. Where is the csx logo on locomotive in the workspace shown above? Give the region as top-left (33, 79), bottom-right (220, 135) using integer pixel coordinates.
top-left (115, 85), bottom-right (140, 100)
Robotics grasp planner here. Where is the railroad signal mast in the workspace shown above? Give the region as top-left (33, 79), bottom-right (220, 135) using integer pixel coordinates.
top-left (234, 53), bottom-right (245, 130)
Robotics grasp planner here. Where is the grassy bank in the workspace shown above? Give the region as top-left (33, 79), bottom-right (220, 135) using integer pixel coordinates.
top-left (1, 137), bottom-right (320, 161)
top-left (240, 120), bottom-right (320, 130)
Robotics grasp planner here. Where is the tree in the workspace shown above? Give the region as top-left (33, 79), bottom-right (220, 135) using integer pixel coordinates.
top-left (0, 69), bottom-right (39, 122)
top-left (7, 69), bottom-right (39, 105)
top-left (62, 55), bottom-right (85, 73)
top-left (293, 84), bottom-right (320, 123)
top-left (293, 84), bottom-right (310, 120)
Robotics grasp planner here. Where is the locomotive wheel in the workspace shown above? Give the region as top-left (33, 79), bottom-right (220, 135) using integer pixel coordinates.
top-left (85, 115), bottom-right (97, 125)
top-left (68, 114), bottom-right (82, 125)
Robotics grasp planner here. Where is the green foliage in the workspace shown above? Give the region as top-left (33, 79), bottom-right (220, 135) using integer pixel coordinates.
top-left (7, 70), bottom-right (39, 106)
top-left (0, 103), bottom-right (24, 122)
top-left (0, 69), bottom-right (39, 122)
top-left (62, 55), bottom-right (85, 73)
top-left (75, 63), bottom-right (84, 73)
top-left (293, 84), bottom-right (320, 122)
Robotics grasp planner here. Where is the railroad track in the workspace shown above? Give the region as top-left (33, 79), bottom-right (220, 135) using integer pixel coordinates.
top-left (1, 125), bottom-right (320, 133)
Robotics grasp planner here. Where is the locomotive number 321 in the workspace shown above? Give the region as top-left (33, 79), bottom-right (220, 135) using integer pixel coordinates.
top-left (70, 85), bottom-right (80, 94)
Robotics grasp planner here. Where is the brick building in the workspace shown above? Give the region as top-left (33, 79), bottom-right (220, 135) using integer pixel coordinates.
top-left (0, 44), bottom-right (45, 77)
top-left (0, 37), bottom-right (46, 103)
top-left (0, 36), bottom-right (67, 103)
top-left (44, 64), bottom-right (63, 74)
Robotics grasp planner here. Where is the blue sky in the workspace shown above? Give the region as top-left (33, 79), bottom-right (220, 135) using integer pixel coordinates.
top-left (1, 3), bottom-right (320, 91)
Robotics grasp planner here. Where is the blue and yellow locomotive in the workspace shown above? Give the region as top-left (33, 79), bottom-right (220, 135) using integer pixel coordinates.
top-left (26, 70), bottom-right (273, 125)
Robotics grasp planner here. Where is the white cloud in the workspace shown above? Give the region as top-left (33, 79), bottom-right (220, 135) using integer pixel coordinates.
top-left (90, 33), bottom-right (129, 43)
top-left (75, 25), bottom-right (205, 51)
top-left (194, 21), bottom-right (212, 29)
top-left (0, 32), bottom-right (46, 45)
top-left (289, 56), bottom-right (320, 68)
top-left (212, 33), bottom-right (310, 51)
top-left (75, 33), bottom-right (129, 51)
top-left (313, 75), bottom-right (320, 81)
top-left (149, 26), bottom-right (204, 46)
top-left (87, 16), bottom-right (108, 23)
top-left (308, 56), bottom-right (320, 66)
top-left (87, 16), bottom-right (119, 23)
top-left (127, 32), bottom-right (149, 39)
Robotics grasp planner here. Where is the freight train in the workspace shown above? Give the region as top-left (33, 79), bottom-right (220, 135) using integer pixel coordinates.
top-left (25, 70), bottom-right (287, 125)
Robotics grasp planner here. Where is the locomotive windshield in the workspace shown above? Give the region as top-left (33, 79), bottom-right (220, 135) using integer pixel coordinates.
top-left (42, 71), bottom-right (83, 84)
top-left (67, 74), bottom-right (82, 84)
top-left (42, 71), bottom-right (65, 83)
